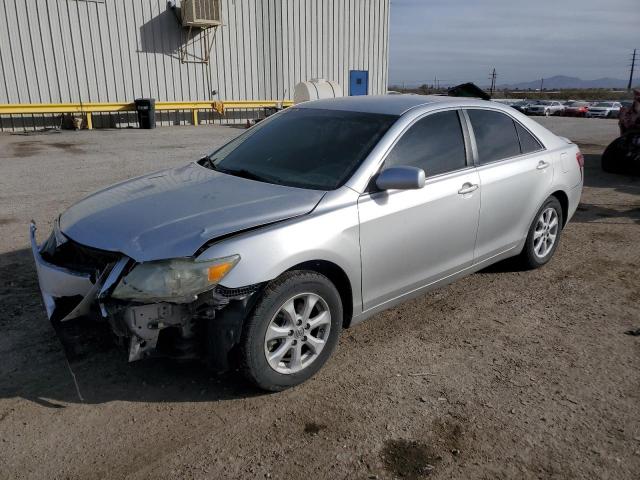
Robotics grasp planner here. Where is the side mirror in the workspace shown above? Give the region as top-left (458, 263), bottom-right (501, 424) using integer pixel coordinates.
top-left (375, 166), bottom-right (426, 191)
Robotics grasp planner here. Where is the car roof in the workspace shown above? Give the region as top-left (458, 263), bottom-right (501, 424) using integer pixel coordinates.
top-left (294, 94), bottom-right (492, 116)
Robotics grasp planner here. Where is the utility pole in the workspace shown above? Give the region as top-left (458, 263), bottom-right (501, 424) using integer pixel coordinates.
top-left (628, 49), bottom-right (637, 91)
top-left (540, 78), bottom-right (544, 91)
top-left (489, 68), bottom-right (497, 97)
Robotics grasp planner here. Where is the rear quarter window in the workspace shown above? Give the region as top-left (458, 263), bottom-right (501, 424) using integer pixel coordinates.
top-left (515, 122), bottom-right (543, 154)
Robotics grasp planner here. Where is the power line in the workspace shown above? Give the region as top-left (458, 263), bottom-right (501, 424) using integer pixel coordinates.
top-left (628, 48), bottom-right (637, 91)
top-left (489, 68), bottom-right (497, 96)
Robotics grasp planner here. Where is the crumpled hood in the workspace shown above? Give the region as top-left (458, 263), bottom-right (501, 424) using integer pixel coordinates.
top-left (59, 162), bottom-right (325, 261)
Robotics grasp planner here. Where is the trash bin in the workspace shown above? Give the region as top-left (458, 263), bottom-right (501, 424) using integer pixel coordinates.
top-left (134, 98), bottom-right (156, 129)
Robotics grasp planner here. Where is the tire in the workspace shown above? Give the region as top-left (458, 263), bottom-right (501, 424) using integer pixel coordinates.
top-left (544, 109), bottom-right (551, 117)
top-left (601, 137), bottom-right (625, 173)
top-left (519, 196), bottom-right (563, 269)
top-left (240, 270), bottom-right (343, 391)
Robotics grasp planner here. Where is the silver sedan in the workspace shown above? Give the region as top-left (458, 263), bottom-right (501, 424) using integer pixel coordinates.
top-left (586, 101), bottom-right (622, 118)
top-left (31, 95), bottom-right (583, 390)
top-left (526, 100), bottom-right (565, 116)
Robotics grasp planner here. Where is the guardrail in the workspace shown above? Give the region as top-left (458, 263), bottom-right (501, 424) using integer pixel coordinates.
top-left (0, 100), bottom-right (293, 129)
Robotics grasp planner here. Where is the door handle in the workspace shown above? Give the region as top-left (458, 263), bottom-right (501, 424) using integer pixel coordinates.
top-left (458, 183), bottom-right (478, 195)
top-left (536, 161), bottom-right (550, 170)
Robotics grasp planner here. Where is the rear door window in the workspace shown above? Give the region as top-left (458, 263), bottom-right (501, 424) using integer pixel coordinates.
top-left (385, 110), bottom-right (467, 177)
top-left (467, 109), bottom-right (523, 164)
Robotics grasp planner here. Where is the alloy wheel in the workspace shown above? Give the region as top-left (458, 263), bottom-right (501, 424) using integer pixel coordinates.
top-left (264, 293), bottom-right (331, 374)
top-left (533, 207), bottom-right (559, 258)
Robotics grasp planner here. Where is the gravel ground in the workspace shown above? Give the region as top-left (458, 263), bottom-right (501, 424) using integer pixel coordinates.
top-left (0, 117), bottom-right (638, 480)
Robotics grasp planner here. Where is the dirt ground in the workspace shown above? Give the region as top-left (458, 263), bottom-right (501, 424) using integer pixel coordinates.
top-left (0, 118), bottom-right (638, 480)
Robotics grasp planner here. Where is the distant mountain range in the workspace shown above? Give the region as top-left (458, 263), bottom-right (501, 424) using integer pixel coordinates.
top-left (499, 75), bottom-right (632, 90)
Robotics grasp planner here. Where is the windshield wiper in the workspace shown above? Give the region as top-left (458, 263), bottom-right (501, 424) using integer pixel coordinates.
top-left (200, 158), bottom-right (279, 185)
top-left (216, 167), bottom-right (270, 183)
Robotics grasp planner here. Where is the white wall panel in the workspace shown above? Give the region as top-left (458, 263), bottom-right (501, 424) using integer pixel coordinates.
top-left (0, 0), bottom-right (390, 130)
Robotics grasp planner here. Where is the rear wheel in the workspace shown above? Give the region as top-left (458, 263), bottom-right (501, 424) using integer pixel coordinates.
top-left (240, 270), bottom-right (342, 391)
top-left (519, 197), bottom-right (563, 269)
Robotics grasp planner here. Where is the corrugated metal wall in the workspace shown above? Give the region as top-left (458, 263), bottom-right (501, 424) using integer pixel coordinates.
top-left (0, 0), bottom-right (389, 130)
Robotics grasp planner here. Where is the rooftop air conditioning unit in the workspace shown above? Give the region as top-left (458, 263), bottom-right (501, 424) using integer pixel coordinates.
top-left (182, 0), bottom-right (221, 28)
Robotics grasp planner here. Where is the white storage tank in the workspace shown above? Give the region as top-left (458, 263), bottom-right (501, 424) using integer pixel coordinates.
top-left (293, 78), bottom-right (343, 104)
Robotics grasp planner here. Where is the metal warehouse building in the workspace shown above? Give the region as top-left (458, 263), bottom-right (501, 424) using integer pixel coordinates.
top-left (0, 0), bottom-right (390, 130)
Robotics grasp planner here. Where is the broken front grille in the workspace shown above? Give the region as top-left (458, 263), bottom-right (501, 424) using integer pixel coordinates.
top-left (40, 231), bottom-right (121, 276)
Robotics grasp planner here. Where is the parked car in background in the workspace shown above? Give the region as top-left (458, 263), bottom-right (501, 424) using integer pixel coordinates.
top-left (527, 101), bottom-right (565, 116)
top-left (586, 102), bottom-right (622, 118)
top-left (559, 101), bottom-right (573, 115)
top-left (30, 95), bottom-right (583, 391)
top-left (511, 101), bottom-right (532, 113)
top-left (563, 101), bottom-right (591, 117)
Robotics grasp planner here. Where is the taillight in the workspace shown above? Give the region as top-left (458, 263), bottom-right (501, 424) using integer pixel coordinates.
top-left (576, 151), bottom-right (584, 180)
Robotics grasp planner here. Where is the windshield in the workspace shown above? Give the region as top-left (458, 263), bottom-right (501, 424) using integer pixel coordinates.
top-left (594, 102), bottom-right (614, 107)
top-left (200, 108), bottom-right (398, 190)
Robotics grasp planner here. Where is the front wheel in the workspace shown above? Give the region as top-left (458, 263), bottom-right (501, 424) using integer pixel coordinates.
top-left (519, 196), bottom-right (563, 269)
top-left (240, 270), bottom-right (343, 391)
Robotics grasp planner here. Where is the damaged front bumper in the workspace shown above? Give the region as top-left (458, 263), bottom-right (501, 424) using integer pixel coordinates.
top-left (30, 221), bottom-right (259, 368)
top-left (30, 220), bottom-right (127, 321)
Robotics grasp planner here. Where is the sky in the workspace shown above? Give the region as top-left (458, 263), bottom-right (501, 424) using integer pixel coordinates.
top-left (389, 0), bottom-right (639, 87)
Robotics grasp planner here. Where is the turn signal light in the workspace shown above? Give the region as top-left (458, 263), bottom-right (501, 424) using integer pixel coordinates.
top-left (208, 261), bottom-right (236, 283)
